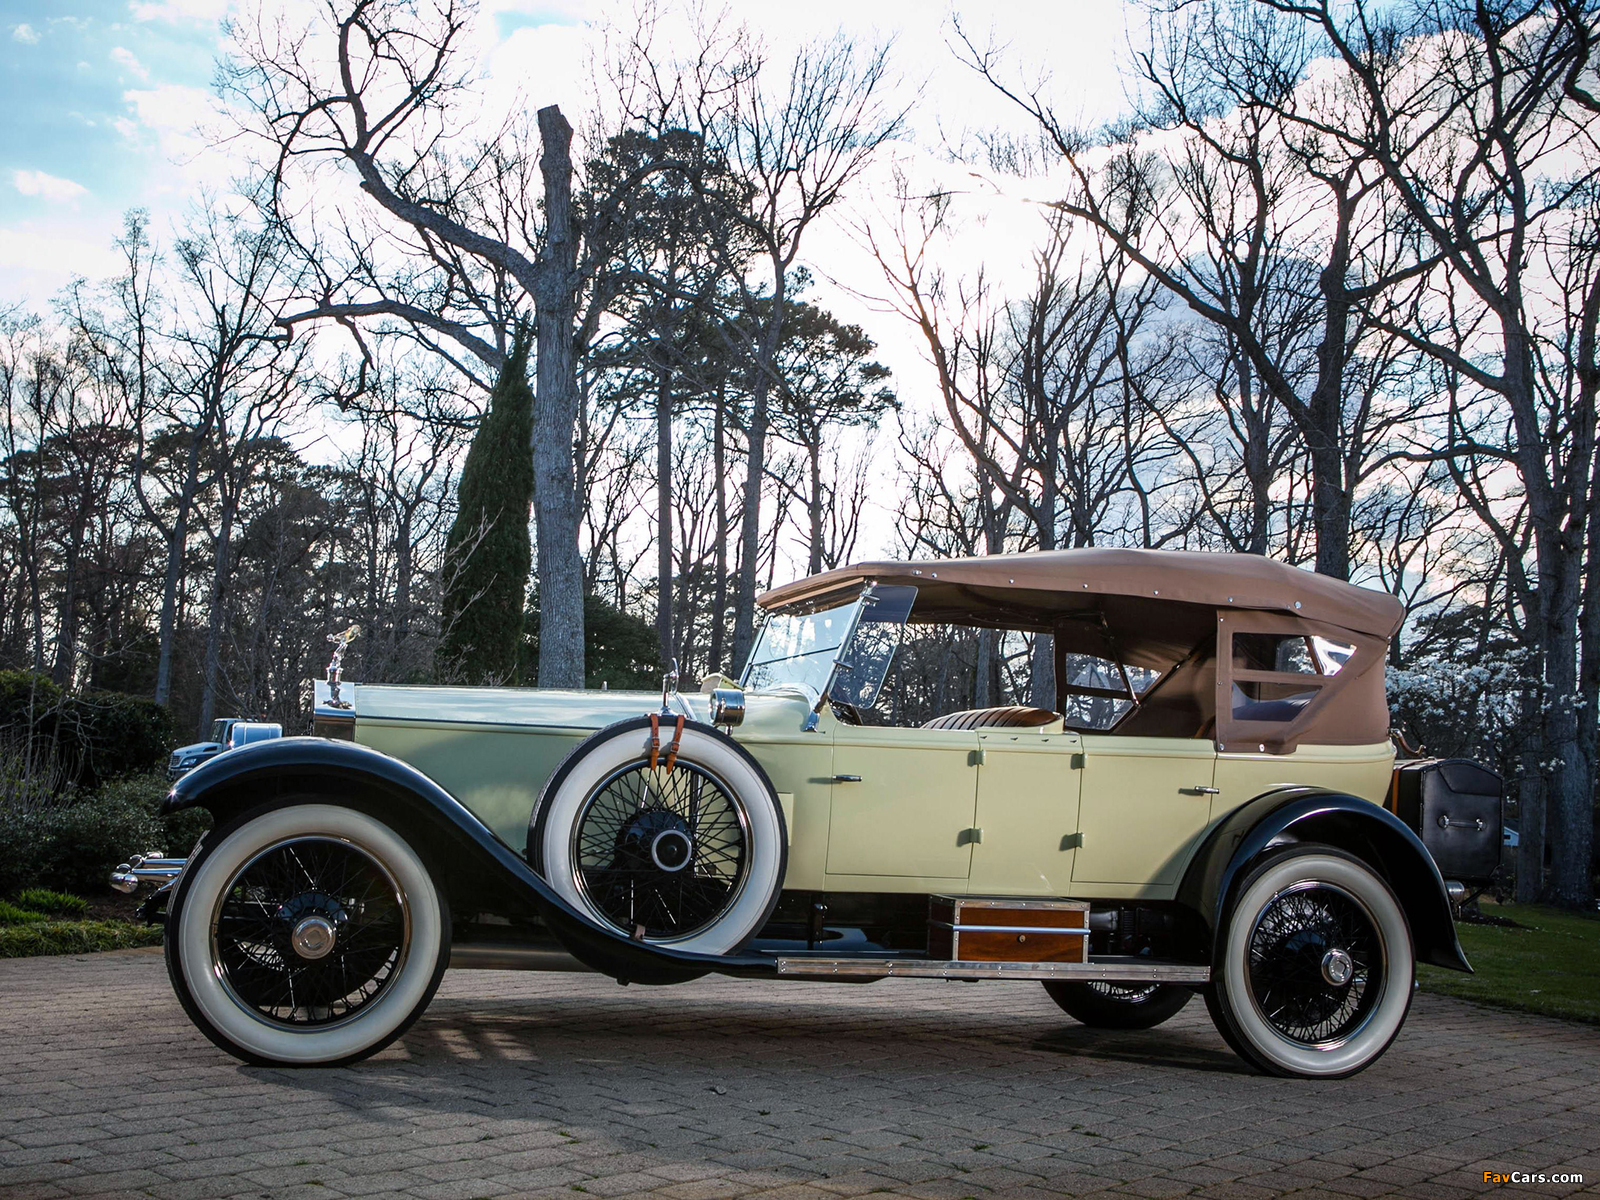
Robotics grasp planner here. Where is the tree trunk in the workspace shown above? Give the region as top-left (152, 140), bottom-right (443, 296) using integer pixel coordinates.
top-left (1031, 440), bottom-right (1059, 711)
top-left (656, 363), bottom-right (674, 665)
top-left (730, 277), bottom-right (788, 671)
top-left (199, 495), bottom-right (237, 733)
top-left (1307, 191), bottom-right (1357, 580)
top-left (531, 105), bottom-right (585, 689)
top-left (807, 436), bottom-right (823, 577)
top-left (710, 382), bottom-right (729, 675)
top-left (154, 434), bottom-right (206, 707)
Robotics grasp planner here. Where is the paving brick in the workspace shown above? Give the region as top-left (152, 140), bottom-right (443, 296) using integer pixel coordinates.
top-left (1, 950), bottom-right (1598, 1199)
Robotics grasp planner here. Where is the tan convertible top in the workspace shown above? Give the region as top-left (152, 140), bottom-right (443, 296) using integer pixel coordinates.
top-left (760, 548), bottom-right (1400, 752)
top-left (758, 548), bottom-right (1403, 639)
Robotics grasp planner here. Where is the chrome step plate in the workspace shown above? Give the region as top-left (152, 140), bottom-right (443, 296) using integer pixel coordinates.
top-left (772, 957), bottom-right (1210, 983)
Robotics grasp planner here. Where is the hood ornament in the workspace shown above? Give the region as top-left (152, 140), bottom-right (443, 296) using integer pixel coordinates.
top-left (325, 625), bottom-right (361, 709)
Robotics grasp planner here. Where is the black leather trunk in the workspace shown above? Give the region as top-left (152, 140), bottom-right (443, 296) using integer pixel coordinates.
top-left (1392, 758), bottom-right (1503, 884)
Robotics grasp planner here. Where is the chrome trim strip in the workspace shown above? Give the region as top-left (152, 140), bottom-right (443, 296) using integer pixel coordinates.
top-left (934, 897), bottom-right (1090, 911)
top-left (929, 922), bottom-right (1088, 935)
top-left (773, 957), bottom-right (1210, 983)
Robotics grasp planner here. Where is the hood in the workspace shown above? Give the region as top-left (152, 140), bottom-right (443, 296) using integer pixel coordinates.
top-left (174, 741), bottom-right (221, 757)
top-left (348, 683), bottom-right (815, 738)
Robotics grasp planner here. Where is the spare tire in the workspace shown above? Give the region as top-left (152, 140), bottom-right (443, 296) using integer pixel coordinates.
top-left (528, 715), bottom-right (787, 956)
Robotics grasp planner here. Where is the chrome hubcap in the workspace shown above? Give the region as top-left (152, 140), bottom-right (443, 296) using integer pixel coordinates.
top-left (650, 828), bottom-right (693, 873)
top-left (1320, 947), bottom-right (1354, 987)
top-left (291, 915), bottom-right (337, 960)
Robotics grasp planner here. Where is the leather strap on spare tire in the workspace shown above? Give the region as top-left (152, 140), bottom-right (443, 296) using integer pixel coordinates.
top-left (528, 714), bottom-right (788, 956)
top-left (648, 712), bottom-right (687, 772)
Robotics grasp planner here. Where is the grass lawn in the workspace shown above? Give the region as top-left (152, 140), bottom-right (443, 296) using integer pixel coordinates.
top-left (0, 888), bottom-right (162, 958)
top-left (1418, 901), bottom-right (1600, 1025)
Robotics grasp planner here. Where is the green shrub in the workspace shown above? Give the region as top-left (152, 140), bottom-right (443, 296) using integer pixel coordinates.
top-left (75, 690), bottom-right (176, 786)
top-left (0, 919), bottom-right (163, 958)
top-left (0, 670), bottom-right (175, 789)
top-left (0, 771), bottom-right (207, 896)
top-left (0, 795), bottom-right (162, 896)
top-left (0, 899), bottom-right (46, 924)
top-left (15, 887), bottom-right (88, 916)
top-left (97, 772), bottom-right (210, 855)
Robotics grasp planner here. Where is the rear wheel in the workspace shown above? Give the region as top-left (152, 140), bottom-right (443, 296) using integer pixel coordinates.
top-left (1206, 845), bottom-right (1413, 1079)
top-left (166, 803), bottom-right (449, 1067)
top-left (530, 716), bottom-right (786, 955)
top-left (1043, 980), bottom-right (1194, 1029)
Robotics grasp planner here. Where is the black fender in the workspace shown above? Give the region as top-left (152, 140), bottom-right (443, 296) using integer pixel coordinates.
top-left (1176, 786), bottom-right (1471, 973)
top-left (164, 736), bottom-right (776, 985)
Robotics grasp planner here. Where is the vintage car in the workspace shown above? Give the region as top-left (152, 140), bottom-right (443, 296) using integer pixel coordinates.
top-left (119, 549), bottom-right (1481, 1079)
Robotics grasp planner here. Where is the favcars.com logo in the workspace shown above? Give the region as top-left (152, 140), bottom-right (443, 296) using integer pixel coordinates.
top-left (1484, 1172), bottom-right (1586, 1185)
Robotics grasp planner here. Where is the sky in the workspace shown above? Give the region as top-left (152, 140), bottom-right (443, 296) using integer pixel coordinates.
top-left (0, 0), bottom-right (1141, 304)
top-left (0, 0), bottom-right (1144, 562)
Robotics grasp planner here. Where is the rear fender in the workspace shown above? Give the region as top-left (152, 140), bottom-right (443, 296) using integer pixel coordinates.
top-left (165, 737), bottom-right (772, 985)
top-left (1176, 786), bottom-right (1470, 973)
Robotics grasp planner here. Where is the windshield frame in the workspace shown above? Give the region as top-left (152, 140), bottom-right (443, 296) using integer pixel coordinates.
top-left (740, 583), bottom-right (916, 713)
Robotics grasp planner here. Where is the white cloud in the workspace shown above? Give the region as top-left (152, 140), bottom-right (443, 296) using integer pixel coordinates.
top-left (110, 46), bottom-right (151, 81)
top-left (10, 23), bottom-right (40, 43)
top-left (12, 169), bottom-right (89, 203)
top-left (128, 0), bottom-right (232, 23)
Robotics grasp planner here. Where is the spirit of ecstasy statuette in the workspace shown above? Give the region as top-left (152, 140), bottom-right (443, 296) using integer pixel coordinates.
top-left (325, 624), bottom-right (361, 709)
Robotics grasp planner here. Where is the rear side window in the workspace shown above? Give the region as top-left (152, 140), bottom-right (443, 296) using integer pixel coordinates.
top-left (1233, 633), bottom-right (1317, 675)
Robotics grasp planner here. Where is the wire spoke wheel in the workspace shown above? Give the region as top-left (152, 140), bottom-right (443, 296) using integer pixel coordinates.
top-left (1088, 982), bottom-right (1161, 1003)
top-left (571, 758), bottom-right (750, 941)
top-left (1246, 880), bottom-right (1381, 1048)
top-left (210, 835), bottom-right (410, 1029)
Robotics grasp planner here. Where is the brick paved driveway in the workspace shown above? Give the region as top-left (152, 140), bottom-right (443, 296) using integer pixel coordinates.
top-left (2, 948), bottom-right (1598, 1200)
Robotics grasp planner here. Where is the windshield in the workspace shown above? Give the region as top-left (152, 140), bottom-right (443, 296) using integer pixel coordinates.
top-left (741, 585), bottom-right (916, 709)
top-left (210, 719), bottom-right (231, 745)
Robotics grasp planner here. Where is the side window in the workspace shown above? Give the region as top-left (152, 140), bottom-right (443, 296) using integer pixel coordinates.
top-left (1228, 633), bottom-right (1322, 724)
top-left (1233, 633), bottom-right (1317, 675)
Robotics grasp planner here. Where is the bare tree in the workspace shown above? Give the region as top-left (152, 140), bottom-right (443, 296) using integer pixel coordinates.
top-left (634, 19), bottom-right (905, 669)
top-left (1264, 0), bottom-right (1600, 906)
top-left (224, 0), bottom-right (619, 686)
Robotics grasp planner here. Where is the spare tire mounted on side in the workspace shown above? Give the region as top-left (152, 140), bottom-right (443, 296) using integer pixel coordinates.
top-left (528, 715), bottom-right (787, 956)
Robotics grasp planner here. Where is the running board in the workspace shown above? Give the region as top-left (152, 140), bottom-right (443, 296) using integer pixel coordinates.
top-left (773, 957), bottom-right (1210, 983)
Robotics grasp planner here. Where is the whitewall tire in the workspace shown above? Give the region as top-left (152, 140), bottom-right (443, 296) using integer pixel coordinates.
top-left (166, 803), bottom-right (449, 1067)
top-left (529, 717), bottom-right (786, 956)
top-left (1206, 845), bottom-right (1413, 1079)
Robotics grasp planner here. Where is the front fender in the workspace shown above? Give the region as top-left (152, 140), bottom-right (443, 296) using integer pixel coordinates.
top-left (165, 737), bottom-right (774, 985)
top-left (1176, 786), bottom-right (1471, 973)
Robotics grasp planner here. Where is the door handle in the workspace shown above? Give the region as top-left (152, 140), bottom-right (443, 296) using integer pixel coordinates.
top-left (1182, 785), bottom-right (1220, 795)
top-left (832, 774), bottom-right (862, 783)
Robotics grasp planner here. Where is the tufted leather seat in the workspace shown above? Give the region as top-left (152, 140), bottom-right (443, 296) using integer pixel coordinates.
top-left (921, 705), bottom-right (1061, 731)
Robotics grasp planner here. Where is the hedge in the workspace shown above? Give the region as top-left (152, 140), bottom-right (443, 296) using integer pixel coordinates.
top-left (0, 773), bottom-right (207, 897)
top-left (0, 671), bottom-right (175, 788)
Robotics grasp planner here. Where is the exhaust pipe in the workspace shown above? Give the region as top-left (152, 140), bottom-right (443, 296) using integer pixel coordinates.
top-left (110, 853), bottom-right (186, 894)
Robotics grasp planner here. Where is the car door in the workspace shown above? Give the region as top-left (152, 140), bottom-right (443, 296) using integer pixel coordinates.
top-left (1069, 734), bottom-right (1218, 888)
top-left (968, 728), bottom-right (1084, 897)
top-left (825, 723), bottom-right (979, 887)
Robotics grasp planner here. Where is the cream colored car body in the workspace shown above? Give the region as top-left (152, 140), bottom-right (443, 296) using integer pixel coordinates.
top-left (351, 681), bottom-right (1392, 903)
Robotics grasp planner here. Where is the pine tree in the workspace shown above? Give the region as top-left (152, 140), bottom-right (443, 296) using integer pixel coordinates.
top-left (437, 324), bottom-right (534, 683)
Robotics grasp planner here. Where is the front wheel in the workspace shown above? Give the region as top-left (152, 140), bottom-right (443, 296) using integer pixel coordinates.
top-left (1206, 845), bottom-right (1413, 1079)
top-left (1043, 980), bottom-right (1193, 1029)
top-left (166, 803), bottom-right (449, 1066)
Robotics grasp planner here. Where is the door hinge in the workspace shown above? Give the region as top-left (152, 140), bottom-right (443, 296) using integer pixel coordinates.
top-left (969, 748), bottom-right (986, 766)
top-left (958, 827), bottom-right (983, 846)
top-left (1060, 832), bottom-right (1084, 850)
top-left (1069, 752), bottom-right (1085, 770)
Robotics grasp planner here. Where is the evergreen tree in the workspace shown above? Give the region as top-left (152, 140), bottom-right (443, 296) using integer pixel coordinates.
top-left (437, 325), bottom-right (534, 683)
